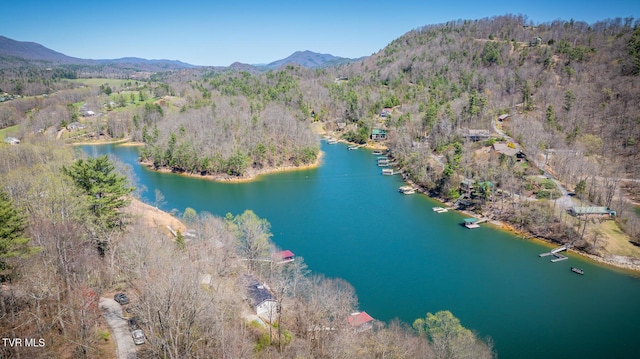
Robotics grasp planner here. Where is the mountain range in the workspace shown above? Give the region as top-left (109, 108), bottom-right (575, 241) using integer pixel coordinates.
top-left (0, 36), bottom-right (361, 71)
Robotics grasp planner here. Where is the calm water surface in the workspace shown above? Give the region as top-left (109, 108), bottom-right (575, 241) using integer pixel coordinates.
top-left (82, 142), bottom-right (640, 359)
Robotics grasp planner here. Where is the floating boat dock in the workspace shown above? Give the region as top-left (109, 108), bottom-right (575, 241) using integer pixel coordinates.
top-left (539, 245), bottom-right (569, 262)
top-left (432, 206), bottom-right (449, 213)
top-left (348, 145), bottom-right (359, 150)
top-left (463, 218), bottom-right (480, 229)
top-left (326, 138), bottom-right (337, 144)
top-left (571, 267), bottom-right (584, 275)
top-left (382, 168), bottom-right (394, 175)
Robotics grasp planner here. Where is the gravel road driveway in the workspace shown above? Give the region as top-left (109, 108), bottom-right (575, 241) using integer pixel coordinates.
top-left (100, 297), bottom-right (137, 359)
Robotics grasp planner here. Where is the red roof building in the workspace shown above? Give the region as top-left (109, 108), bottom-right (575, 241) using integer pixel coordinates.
top-left (348, 311), bottom-right (374, 331)
top-left (272, 250), bottom-right (295, 264)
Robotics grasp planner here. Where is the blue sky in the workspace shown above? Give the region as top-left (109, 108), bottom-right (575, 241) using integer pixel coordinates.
top-left (2, 0), bottom-right (639, 66)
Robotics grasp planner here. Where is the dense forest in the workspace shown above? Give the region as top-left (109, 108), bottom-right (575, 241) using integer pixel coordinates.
top-left (1, 14), bottom-right (640, 358)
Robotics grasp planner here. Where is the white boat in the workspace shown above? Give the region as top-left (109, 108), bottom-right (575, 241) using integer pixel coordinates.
top-left (399, 186), bottom-right (416, 195)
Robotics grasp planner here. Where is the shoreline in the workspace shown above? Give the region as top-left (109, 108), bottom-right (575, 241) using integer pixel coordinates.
top-left (69, 137), bottom-right (136, 146)
top-left (401, 173), bottom-right (640, 273)
top-left (141, 150), bottom-right (324, 183)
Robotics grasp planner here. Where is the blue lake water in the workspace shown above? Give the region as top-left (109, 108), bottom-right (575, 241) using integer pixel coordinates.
top-left (82, 142), bottom-right (640, 359)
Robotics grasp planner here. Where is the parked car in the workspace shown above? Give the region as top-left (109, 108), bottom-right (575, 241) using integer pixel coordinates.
top-left (132, 329), bottom-right (146, 345)
top-left (114, 293), bottom-right (130, 305)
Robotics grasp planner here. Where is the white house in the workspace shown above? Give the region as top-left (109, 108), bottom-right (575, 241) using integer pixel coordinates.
top-left (243, 275), bottom-right (278, 322)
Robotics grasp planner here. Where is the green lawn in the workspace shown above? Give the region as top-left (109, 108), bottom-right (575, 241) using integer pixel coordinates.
top-left (0, 124), bottom-right (20, 139)
top-left (68, 78), bottom-right (144, 88)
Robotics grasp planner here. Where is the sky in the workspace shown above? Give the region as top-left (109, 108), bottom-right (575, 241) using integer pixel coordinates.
top-left (2, 0), bottom-right (639, 66)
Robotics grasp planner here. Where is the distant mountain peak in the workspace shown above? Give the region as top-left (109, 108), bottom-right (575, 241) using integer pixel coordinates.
top-left (263, 50), bottom-right (363, 69)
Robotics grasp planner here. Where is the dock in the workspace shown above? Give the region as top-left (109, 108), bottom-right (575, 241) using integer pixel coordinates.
top-left (382, 168), bottom-right (394, 175)
top-left (399, 185), bottom-right (416, 195)
top-left (432, 206), bottom-right (449, 213)
top-left (539, 245), bottom-right (569, 262)
top-left (463, 218), bottom-right (480, 229)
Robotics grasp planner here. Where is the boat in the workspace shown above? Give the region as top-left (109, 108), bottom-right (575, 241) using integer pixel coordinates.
top-left (372, 150), bottom-right (383, 155)
top-left (399, 185), bottom-right (415, 195)
top-left (463, 217), bottom-right (480, 229)
top-left (571, 267), bottom-right (584, 275)
top-left (432, 206), bottom-right (449, 213)
top-left (327, 138), bottom-right (337, 144)
top-left (382, 168), bottom-right (394, 175)
top-left (348, 145), bottom-right (359, 150)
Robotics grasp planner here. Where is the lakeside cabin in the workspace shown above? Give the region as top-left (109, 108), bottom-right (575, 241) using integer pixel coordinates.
top-left (348, 311), bottom-right (375, 332)
top-left (569, 206), bottom-right (616, 218)
top-left (272, 250), bottom-right (295, 264)
top-left (463, 218), bottom-right (480, 229)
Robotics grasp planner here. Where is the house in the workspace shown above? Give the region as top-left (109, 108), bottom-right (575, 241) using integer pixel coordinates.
top-left (379, 108), bottom-right (392, 117)
top-left (81, 110), bottom-right (95, 117)
top-left (336, 121), bottom-right (347, 131)
top-left (243, 275), bottom-right (278, 322)
top-left (272, 250), bottom-right (295, 264)
top-left (371, 128), bottom-right (387, 141)
top-left (348, 311), bottom-right (374, 332)
top-left (529, 37), bottom-right (542, 46)
top-left (569, 207), bottom-right (616, 218)
top-left (4, 137), bottom-right (20, 145)
top-left (492, 143), bottom-right (519, 157)
top-left (497, 114), bottom-right (510, 121)
top-left (67, 122), bottom-right (85, 131)
top-left (491, 143), bottom-right (525, 160)
top-left (460, 179), bottom-right (475, 192)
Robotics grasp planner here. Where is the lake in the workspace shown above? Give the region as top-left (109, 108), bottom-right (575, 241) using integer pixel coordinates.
top-left (81, 142), bottom-right (640, 359)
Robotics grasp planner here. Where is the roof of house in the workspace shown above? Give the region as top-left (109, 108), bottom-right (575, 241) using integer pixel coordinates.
top-left (372, 128), bottom-right (387, 135)
top-left (570, 207), bottom-right (615, 215)
top-left (243, 275), bottom-right (275, 307)
top-left (348, 311), bottom-right (374, 326)
top-left (463, 218), bottom-right (478, 223)
top-left (498, 114), bottom-right (510, 120)
top-left (492, 143), bottom-right (519, 157)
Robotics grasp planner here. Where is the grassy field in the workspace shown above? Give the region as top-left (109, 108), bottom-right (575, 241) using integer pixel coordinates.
top-left (0, 124), bottom-right (20, 139)
top-left (68, 78), bottom-right (142, 88)
top-left (594, 220), bottom-right (640, 257)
